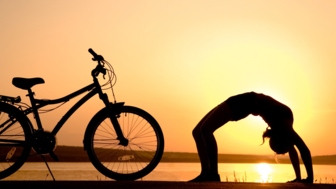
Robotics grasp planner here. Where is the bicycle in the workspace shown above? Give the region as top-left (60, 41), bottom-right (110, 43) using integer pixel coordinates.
top-left (0, 49), bottom-right (164, 181)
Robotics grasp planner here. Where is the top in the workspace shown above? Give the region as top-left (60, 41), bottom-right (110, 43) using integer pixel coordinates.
top-left (225, 92), bottom-right (293, 128)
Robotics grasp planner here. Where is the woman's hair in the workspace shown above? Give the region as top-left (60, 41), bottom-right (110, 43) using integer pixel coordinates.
top-left (261, 127), bottom-right (292, 155)
top-left (269, 135), bottom-right (292, 154)
top-left (261, 127), bottom-right (273, 145)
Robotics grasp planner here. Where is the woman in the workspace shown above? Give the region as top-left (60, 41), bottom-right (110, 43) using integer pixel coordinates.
top-left (191, 92), bottom-right (313, 183)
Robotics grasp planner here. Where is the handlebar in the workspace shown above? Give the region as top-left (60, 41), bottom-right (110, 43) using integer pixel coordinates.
top-left (88, 48), bottom-right (104, 62)
top-left (89, 48), bottom-right (107, 77)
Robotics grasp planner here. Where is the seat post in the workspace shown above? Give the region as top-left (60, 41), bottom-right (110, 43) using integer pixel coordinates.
top-left (27, 88), bottom-right (43, 130)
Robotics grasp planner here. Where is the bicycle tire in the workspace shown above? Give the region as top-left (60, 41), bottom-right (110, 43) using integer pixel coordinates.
top-left (85, 105), bottom-right (164, 180)
top-left (0, 102), bottom-right (32, 179)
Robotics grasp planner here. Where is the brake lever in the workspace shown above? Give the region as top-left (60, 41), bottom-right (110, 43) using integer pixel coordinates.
top-left (102, 69), bottom-right (107, 79)
top-left (92, 55), bottom-right (104, 61)
top-left (93, 64), bottom-right (107, 79)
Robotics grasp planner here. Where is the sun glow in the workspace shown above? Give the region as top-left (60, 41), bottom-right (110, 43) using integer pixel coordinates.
top-left (256, 163), bottom-right (272, 183)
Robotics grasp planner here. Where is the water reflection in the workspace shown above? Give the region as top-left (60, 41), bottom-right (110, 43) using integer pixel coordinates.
top-left (256, 163), bottom-right (272, 183)
top-left (6, 162), bottom-right (335, 183)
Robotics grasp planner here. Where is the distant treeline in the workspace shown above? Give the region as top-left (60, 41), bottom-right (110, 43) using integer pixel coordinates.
top-left (21, 145), bottom-right (336, 165)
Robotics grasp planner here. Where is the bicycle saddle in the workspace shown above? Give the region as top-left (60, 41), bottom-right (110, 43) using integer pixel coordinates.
top-left (12, 77), bottom-right (45, 90)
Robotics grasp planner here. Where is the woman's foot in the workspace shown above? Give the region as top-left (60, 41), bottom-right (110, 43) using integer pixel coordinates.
top-left (189, 174), bottom-right (204, 182)
top-left (189, 174), bottom-right (221, 182)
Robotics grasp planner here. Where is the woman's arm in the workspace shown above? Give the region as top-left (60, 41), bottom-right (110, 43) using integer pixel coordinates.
top-left (291, 131), bottom-right (314, 183)
top-left (288, 146), bottom-right (301, 182)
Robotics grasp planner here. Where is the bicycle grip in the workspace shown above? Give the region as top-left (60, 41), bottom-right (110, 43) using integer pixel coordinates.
top-left (88, 48), bottom-right (98, 58)
top-left (88, 48), bottom-right (104, 61)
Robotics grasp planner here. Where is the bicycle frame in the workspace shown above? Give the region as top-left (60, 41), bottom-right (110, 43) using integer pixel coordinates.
top-left (0, 83), bottom-right (96, 137)
top-left (16, 75), bottom-right (127, 145)
top-left (25, 83), bottom-right (96, 136)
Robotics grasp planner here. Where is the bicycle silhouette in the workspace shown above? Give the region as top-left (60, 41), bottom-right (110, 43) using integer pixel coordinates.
top-left (0, 49), bottom-right (164, 180)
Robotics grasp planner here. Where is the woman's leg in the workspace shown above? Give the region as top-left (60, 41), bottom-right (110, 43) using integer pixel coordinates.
top-left (191, 102), bottom-right (233, 181)
top-left (192, 108), bottom-right (217, 176)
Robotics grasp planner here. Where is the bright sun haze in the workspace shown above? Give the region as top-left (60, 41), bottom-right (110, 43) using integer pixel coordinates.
top-left (1, 0), bottom-right (336, 156)
top-left (257, 163), bottom-right (272, 183)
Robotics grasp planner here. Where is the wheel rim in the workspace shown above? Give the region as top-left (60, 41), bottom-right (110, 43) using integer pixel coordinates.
top-left (92, 109), bottom-right (161, 178)
top-left (0, 109), bottom-right (30, 178)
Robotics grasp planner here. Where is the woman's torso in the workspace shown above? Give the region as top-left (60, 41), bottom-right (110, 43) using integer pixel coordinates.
top-left (225, 92), bottom-right (293, 128)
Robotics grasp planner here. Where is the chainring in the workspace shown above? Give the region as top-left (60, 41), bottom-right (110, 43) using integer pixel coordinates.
top-left (32, 130), bottom-right (57, 155)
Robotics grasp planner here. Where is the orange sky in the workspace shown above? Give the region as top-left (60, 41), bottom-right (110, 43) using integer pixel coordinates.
top-left (1, 0), bottom-right (336, 156)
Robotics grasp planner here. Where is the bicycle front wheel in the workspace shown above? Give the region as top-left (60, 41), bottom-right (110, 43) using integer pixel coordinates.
top-left (0, 103), bottom-right (32, 180)
top-left (86, 105), bottom-right (164, 180)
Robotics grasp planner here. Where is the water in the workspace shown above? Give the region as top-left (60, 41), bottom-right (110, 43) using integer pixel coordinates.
top-left (2, 162), bottom-right (336, 183)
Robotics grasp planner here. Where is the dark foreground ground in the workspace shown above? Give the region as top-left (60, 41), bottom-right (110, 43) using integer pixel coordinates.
top-left (1, 181), bottom-right (336, 189)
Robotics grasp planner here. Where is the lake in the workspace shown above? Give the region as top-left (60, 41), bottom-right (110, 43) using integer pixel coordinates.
top-left (2, 162), bottom-right (336, 184)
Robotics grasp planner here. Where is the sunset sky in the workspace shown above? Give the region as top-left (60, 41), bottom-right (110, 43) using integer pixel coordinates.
top-left (1, 1), bottom-right (336, 156)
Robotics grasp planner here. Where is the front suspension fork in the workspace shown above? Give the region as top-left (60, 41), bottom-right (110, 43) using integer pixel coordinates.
top-left (108, 110), bottom-right (129, 146)
top-left (100, 93), bottom-right (128, 146)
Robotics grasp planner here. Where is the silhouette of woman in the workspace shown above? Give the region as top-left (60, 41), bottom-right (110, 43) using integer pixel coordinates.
top-left (190, 92), bottom-right (313, 183)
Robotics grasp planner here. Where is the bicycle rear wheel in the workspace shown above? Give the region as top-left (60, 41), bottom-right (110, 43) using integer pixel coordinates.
top-left (86, 105), bottom-right (164, 180)
top-left (0, 103), bottom-right (32, 179)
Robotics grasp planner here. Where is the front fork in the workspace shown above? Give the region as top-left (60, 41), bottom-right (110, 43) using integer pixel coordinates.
top-left (99, 92), bottom-right (129, 147)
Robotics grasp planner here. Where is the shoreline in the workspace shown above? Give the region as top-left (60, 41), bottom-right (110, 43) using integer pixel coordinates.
top-left (15, 145), bottom-right (336, 165)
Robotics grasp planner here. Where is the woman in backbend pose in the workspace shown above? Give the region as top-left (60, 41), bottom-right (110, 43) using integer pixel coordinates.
top-left (190, 92), bottom-right (313, 183)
